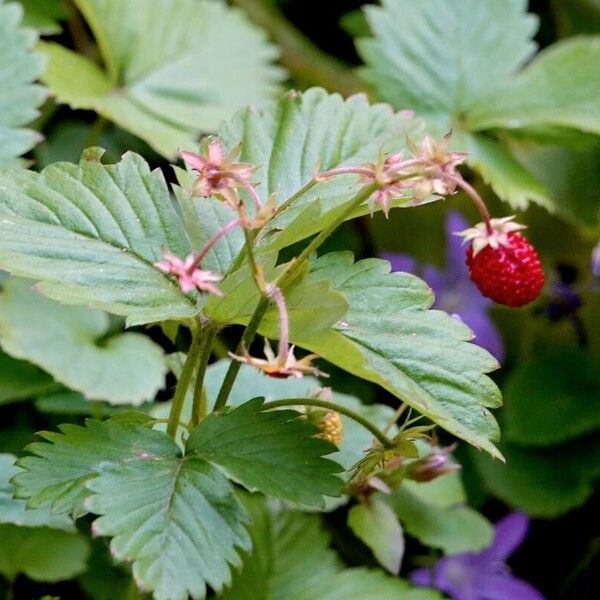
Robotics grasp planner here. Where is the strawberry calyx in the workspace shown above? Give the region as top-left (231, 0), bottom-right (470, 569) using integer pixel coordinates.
top-left (455, 216), bottom-right (527, 256)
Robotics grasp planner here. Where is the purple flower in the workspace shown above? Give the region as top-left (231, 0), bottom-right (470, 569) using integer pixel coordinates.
top-left (382, 211), bottom-right (504, 361)
top-left (592, 241), bottom-right (600, 278)
top-left (411, 512), bottom-right (545, 600)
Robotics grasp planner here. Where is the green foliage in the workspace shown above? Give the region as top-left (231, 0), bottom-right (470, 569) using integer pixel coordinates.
top-left (39, 0), bottom-right (283, 157)
top-left (222, 495), bottom-right (440, 600)
top-left (347, 499), bottom-right (404, 574)
top-left (504, 351), bottom-right (600, 446)
top-left (0, 0), bottom-right (46, 167)
top-left (0, 351), bottom-right (57, 405)
top-left (0, 454), bottom-right (90, 583)
top-left (0, 277), bottom-right (167, 404)
top-left (291, 253), bottom-right (502, 458)
top-left (0, 454), bottom-right (73, 530)
top-left (468, 38), bottom-right (600, 135)
top-left (87, 453), bottom-right (250, 600)
top-left (12, 419), bottom-right (177, 517)
top-left (0, 150), bottom-right (197, 326)
top-left (220, 87), bottom-right (423, 256)
top-left (20, 0), bottom-right (70, 34)
top-left (187, 398), bottom-right (343, 507)
top-left (0, 524), bottom-right (90, 582)
top-left (386, 485), bottom-right (493, 554)
top-left (356, 0), bottom-right (600, 222)
top-left (472, 436), bottom-right (600, 517)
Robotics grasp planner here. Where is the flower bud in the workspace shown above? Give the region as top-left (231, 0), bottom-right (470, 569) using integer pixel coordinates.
top-left (406, 445), bottom-right (460, 482)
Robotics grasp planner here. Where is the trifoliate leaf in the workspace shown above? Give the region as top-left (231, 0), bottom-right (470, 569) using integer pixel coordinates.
top-left (12, 419), bottom-right (177, 517)
top-left (357, 0), bottom-right (537, 129)
top-left (20, 0), bottom-right (70, 34)
top-left (0, 351), bottom-right (57, 405)
top-left (469, 38), bottom-right (600, 136)
top-left (86, 454), bottom-right (250, 600)
top-left (291, 253), bottom-right (502, 458)
top-left (187, 398), bottom-right (343, 507)
top-left (504, 351), bottom-right (600, 447)
top-left (0, 524), bottom-right (90, 582)
top-left (0, 150), bottom-right (197, 326)
top-left (348, 499), bottom-right (404, 574)
top-left (386, 487), bottom-right (492, 554)
top-left (0, 0), bottom-right (46, 168)
top-left (0, 454), bottom-right (73, 530)
top-left (40, 0), bottom-right (282, 157)
top-left (0, 278), bottom-right (167, 404)
top-left (35, 390), bottom-right (146, 417)
top-left (222, 495), bottom-right (439, 600)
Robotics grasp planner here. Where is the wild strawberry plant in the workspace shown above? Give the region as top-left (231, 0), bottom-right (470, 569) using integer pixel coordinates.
top-left (1, 0), bottom-right (599, 599)
top-left (0, 80), bottom-right (547, 598)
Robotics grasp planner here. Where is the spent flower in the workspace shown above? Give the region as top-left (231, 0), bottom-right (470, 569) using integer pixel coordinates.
top-left (406, 444), bottom-right (461, 482)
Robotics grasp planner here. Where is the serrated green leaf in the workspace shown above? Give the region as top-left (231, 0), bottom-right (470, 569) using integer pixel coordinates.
top-left (156, 359), bottom-right (395, 481)
top-left (187, 398), bottom-right (343, 507)
top-left (0, 0), bottom-right (46, 167)
top-left (291, 253), bottom-right (502, 458)
top-left (0, 524), bottom-right (90, 582)
top-left (348, 499), bottom-right (404, 574)
top-left (0, 351), bottom-right (57, 405)
top-left (472, 436), bottom-right (600, 517)
top-left (87, 454), bottom-right (250, 600)
top-left (222, 495), bottom-right (439, 600)
top-left (206, 257), bottom-right (348, 338)
top-left (386, 487), bottom-right (493, 554)
top-left (20, 0), bottom-right (70, 34)
top-left (0, 150), bottom-right (198, 326)
top-left (504, 351), bottom-right (600, 447)
top-left (0, 278), bottom-right (166, 404)
top-left (469, 37), bottom-right (600, 136)
top-left (13, 419), bottom-right (178, 517)
top-left (0, 453), bottom-right (73, 530)
top-left (39, 0), bottom-right (282, 157)
top-left (35, 390), bottom-right (147, 416)
top-left (458, 132), bottom-right (552, 212)
top-left (218, 88), bottom-right (423, 259)
top-left (299, 569), bottom-right (442, 600)
top-left (357, 0), bottom-right (537, 128)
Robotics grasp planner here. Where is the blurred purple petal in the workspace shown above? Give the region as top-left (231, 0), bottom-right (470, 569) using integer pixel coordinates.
top-left (411, 513), bottom-right (544, 600)
top-left (459, 309), bottom-right (505, 363)
top-left (592, 242), bottom-right (600, 277)
top-left (477, 574), bottom-right (546, 600)
top-left (381, 252), bottom-right (417, 274)
top-left (445, 210), bottom-right (471, 278)
top-left (484, 512), bottom-right (529, 561)
top-left (410, 567), bottom-right (434, 586)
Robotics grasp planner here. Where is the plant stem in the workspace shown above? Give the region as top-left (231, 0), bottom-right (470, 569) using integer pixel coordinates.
top-left (213, 182), bottom-right (379, 410)
top-left (191, 218), bottom-right (245, 270)
top-left (230, 0), bottom-right (367, 97)
top-left (446, 175), bottom-right (492, 234)
top-left (190, 323), bottom-right (218, 428)
top-left (263, 398), bottom-right (394, 448)
top-left (383, 402), bottom-right (409, 435)
top-left (213, 299), bottom-right (270, 411)
top-left (166, 325), bottom-right (203, 439)
top-left (85, 116), bottom-right (108, 148)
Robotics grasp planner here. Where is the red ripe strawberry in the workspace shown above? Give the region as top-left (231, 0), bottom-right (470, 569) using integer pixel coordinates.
top-left (459, 217), bottom-right (544, 307)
